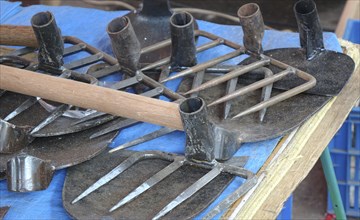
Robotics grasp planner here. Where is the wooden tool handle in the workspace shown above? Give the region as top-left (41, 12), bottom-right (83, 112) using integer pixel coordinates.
top-left (0, 25), bottom-right (38, 47)
top-left (0, 65), bottom-right (183, 130)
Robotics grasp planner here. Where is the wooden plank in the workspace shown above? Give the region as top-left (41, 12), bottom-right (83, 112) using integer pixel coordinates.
top-left (228, 41), bottom-right (360, 219)
top-left (335, 0), bottom-right (360, 38)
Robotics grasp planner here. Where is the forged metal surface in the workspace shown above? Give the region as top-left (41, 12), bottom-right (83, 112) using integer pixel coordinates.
top-left (7, 154), bottom-right (55, 192)
top-left (0, 120), bottom-right (32, 154)
top-left (63, 149), bottom-right (234, 220)
top-left (0, 119), bottom-right (118, 179)
top-left (263, 49), bottom-right (355, 96)
top-left (178, 74), bottom-right (330, 156)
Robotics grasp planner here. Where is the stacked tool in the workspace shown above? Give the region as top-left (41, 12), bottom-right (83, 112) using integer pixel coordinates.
top-left (0, 0), bottom-right (355, 219)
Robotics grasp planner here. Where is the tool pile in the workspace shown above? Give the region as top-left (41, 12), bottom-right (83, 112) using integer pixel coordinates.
top-left (0, 0), bottom-right (355, 219)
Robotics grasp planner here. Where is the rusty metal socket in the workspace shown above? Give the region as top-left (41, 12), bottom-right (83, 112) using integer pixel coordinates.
top-left (238, 3), bottom-right (264, 55)
top-left (7, 154), bottom-right (55, 192)
top-left (170, 11), bottom-right (197, 69)
top-left (107, 16), bottom-right (141, 76)
top-left (179, 97), bottom-right (214, 163)
top-left (294, 0), bottom-right (324, 60)
top-left (31, 11), bottom-right (64, 72)
top-left (0, 120), bottom-right (31, 154)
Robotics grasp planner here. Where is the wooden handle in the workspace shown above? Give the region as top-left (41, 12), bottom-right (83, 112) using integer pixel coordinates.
top-left (0, 25), bottom-right (38, 47)
top-left (0, 65), bottom-right (184, 130)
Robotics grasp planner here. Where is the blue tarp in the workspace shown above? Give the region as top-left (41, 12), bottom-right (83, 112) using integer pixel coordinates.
top-left (0, 1), bottom-right (342, 219)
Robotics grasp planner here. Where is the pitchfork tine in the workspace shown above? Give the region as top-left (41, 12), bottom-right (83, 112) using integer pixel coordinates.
top-left (72, 152), bottom-right (144, 204)
top-left (109, 159), bottom-right (184, 212)
top-left (208, 68), bottom-right (292, 107)
top-left (152, 167), bottom-right (222, 220)
top-left (223, 77), bottom-right (238, 119)
top-left (109, 127), bottom-right (176, 153)
top-left (183, 59), bottom-right (270, 95)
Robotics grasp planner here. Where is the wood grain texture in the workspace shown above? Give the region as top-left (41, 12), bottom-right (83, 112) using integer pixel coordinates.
top-left (0, 25), bottom-right (38, 47)
top-left (0, 65), bottom-right (183, 130)
top-left (229, 41), bottom-right (360, 219)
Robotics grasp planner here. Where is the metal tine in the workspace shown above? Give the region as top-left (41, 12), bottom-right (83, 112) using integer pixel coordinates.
top-left (232, 68), bottom-right (316, 119)
top-left (71, 111), bottom-right (107, 126)
top-left (109, 75), bottom-right (142, 90)
top-left (190, 70), bottom-right (205, 98)
top-left (184, 59), bottom-right (270, 95)
top-left (202, 176), bottom-right (258, 220)
top-left (224, 77), bottom-right (238, 119)
top-left (90, 118), bottom-right (137, 139)
top-left (208, 68), bottom-right (293, 108)
top-left (63, 43), bottom-right (86, 56)
top-left (160, 49), bottom-right (243, 83)
top-left (89, 87), bottom-right (164, 139)
top-left (88, 64), bottom-right (120, 79)
top-left (71, 151), bottom-right (175, 204)
top-left (152, 166), bottom-right (222, 220)
top-left (141, 38), bottom-right (223, 72)
top-left (0, 90), bottom-right (5, 97)
top-left (109, 157), bottom-right (185, 212)
top-left (109, 127), bottom-right (176, 153)
top-left (258, 68), bottom-right (274, 122)
top-left (158, 66), bottom-right (171, 82)
top-left (2, 71), bottom-right (71, 121)
top-left (4, 97), bottom-right (40, 121)
top-left (30, 104), bottom-right (71, 135)
top-left (64, 53), bottom-right (104, 70)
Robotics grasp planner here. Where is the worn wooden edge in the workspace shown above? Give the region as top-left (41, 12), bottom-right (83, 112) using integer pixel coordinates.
top-left (225, 40), bottom-right (360, 219)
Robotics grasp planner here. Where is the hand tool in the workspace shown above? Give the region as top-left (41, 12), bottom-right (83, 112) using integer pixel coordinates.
top-left (66, 97), bottom-right (255, 219)
top-left (0, 116), bottom-right (119, 189)
top-left (63, 149), bottom-right (235, 220)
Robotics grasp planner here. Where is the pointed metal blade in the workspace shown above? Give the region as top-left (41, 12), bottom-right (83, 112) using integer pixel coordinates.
top-left (4, 97), bottom-right (39, 121)
top-left (259, 68), bottom-right (273, 122)
top-left (71, 111), bottom-right (106, 126)
top-left (190, 70), bottom-right (205, 98)
top-left (71, 152), bottom-right (145, 204)
top-left (184, 59), bottom-right (269, 95)
top-left (223, 77), bottom-right (238, 119)
top-left (161, 50), bottom-right (242, 83)
top-left (30, 104), bottom-right (71, 135)
top-left (89, 118), bottom-right (137, 139)
top-left (64, 53), bottom-right (103, 70)
top-left (202, 176), bottom-right (258, 220)
top-left (152, 167), bottom-right (222, 220)
top-left (109, 127), bottom-right (176, 153)
top-left (109, 159), bottom-right (184, 212)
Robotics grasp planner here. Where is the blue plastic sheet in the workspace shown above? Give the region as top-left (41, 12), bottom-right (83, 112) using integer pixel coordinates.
top-left (0, 1), bottom-right (342, 219)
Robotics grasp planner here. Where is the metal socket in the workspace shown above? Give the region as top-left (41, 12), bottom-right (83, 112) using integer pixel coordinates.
top-left (294, 0), bottom-right (324, 60)
top-left (31, 11), bottom-right (64, 72)
top-left (179, 97), bottom-right (214, 162)
top-left (107, 16), bottom-right (141, 76)
top-left (7, 154), bottom-right (55, 192)
top-left (238, 3), bottom-right (264, 55)
top-left (0, 120), bottom-right (30, 154)
top-left (170, 11), bottom-right (197, 69)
